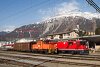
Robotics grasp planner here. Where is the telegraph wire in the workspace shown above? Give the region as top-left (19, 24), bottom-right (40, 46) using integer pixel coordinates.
top-left (86, 0), bottom-right (100, 13)
top-left (86, 0), bottom-right (100, 12)
top-left (89, 0), bottom-right (100, 12)
top-left (91, 0), bottom-right (100, 11)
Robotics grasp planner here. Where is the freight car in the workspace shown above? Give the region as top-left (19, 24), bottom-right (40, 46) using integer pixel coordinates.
top-left (57, 40), bottom-right (89, 54)
top-left (31, 40), bottom-right (57, 54)
top-left (13, 41), bottom-right (36, 52)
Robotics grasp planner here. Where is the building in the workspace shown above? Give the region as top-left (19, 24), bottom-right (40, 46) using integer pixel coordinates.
top-left (86, 32), bottom-right (95, 36)
top-left (47, 31), bottom-right (79, 40)
top-left (46, 34), bottom-right (53, 39)
top-left (69, 31), bottom-right (79, 38)
top-left (62, 33), bottom-right (70, 39)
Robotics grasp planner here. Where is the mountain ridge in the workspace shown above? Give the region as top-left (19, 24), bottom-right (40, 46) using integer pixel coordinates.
top-left (0, 12), bottom-right (100, 41)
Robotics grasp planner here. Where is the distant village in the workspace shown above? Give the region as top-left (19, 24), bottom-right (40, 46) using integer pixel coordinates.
top-left (46, 25), bottom-right (95, 40)
top-left (0, 24), bottom-right (96, 47)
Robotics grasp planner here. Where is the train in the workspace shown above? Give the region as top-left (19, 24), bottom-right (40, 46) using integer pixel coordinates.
top-left (3, 39), bottom-right (89, 55)
top-left (1, 43), bottom-right (14, 50)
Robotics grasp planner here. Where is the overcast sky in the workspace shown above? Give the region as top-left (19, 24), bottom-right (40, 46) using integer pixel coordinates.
top-left (0, 0), bottom-right (99, 32)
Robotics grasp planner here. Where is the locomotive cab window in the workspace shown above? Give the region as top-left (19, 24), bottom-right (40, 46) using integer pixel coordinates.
top-left (44, 40), bottom-right (50, 44)
top-left (68, 42), bottom-right (73, 45)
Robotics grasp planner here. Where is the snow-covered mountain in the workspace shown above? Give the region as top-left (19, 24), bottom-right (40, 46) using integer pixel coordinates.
top-left (0, 12), bottom-right (100, 41)
top-left (43, 12), bottom-right (100, 21)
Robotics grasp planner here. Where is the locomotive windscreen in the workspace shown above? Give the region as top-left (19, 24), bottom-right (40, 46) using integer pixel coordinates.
top-left (68, 42), bottom-right (73, 45)
top-left (80, 41), bottom-right (87, 45)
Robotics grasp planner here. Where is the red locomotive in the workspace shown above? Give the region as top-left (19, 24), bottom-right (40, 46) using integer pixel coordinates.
top-left (57, 40), bottom-right (89, 54)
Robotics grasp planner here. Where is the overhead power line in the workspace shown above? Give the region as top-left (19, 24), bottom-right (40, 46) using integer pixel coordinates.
top-left (89, 0), bottom-right (100, 12)
top-left (86, 0), bottom-right (100, 13)
top-left (0, 0), bottom-right (50, 21)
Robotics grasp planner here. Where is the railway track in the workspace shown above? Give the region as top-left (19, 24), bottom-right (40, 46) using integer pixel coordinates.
top-left (0, 50), bottom-right (100, 57)
top-left (0, 51), bottom-right (100, 62)
top-left (0, 50), bottom-right (100, 67)
top-left (0, 50), bottom-right (100, 61)
top-left (0, 58), bottom-right (44, 67)
top-left (0, 53), bottom-right (100, 67)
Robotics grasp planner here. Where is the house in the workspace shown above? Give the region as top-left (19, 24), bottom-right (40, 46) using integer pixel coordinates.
top-left (69, 31), bottom-right (79, 38)
top-left (53, 34), bottom-right (60, 39)
top-left (86, 32), bottom-right (95, 36)
top-left (46, 34), bottom-right (53, 39)
top-left (47, 31), bottom-right (79, 39)
top-left (62, 33), bottom-right (70, 39)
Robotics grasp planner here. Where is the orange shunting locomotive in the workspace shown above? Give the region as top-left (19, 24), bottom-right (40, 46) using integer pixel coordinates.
top-left (31, 40), bottom-right (57, 54)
